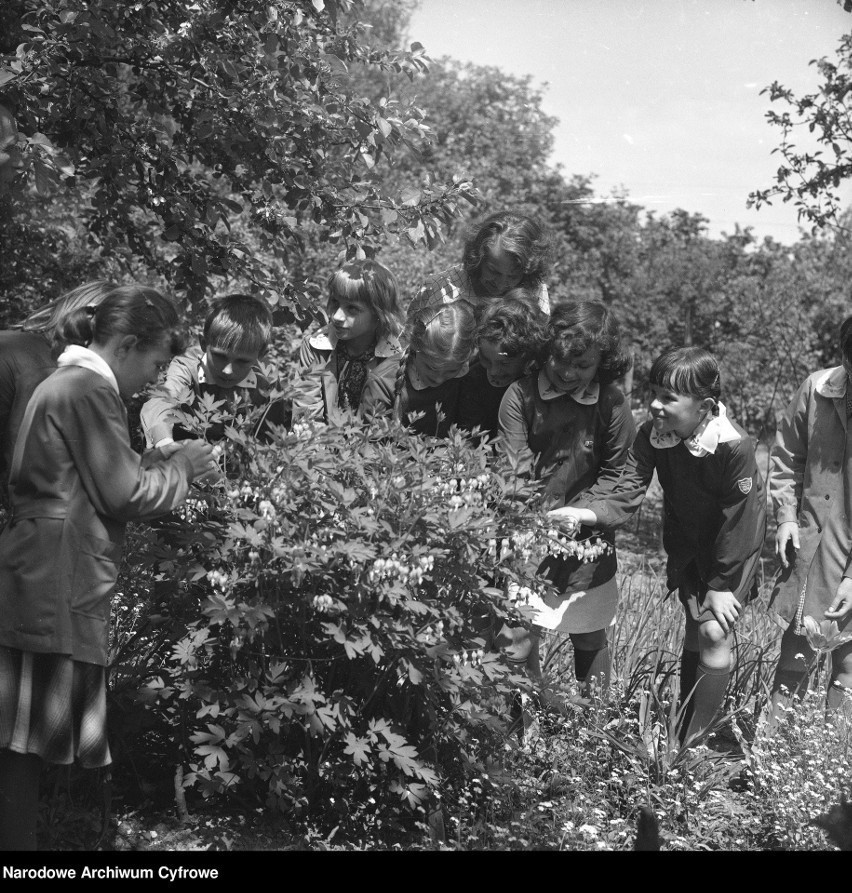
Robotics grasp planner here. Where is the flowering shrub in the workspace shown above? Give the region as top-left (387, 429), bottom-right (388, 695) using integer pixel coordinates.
top-left (112, 368), bottom-right (615, 834)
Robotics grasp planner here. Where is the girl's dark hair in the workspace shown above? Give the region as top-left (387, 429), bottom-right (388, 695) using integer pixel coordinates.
top-left (476, 292), bottom-right (547, 364)
top-left (649, 346), bottom-right (722, 401)
top-left (57, 286), bottom-right (183, 354)
top-left (463, 211), bottom-right (552, 290)
top-left (546, 301), bottom-right (631, 385)
top-left (22, 280), bottom-right (119, 342)
top-left (840, 315), bottom-right (852, 366)
top-left (327, 259), bottom-right (404, 341)
top-left (202, 293), bottom-right (273, 355)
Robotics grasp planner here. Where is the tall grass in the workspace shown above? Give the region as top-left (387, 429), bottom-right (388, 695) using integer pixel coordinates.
top-left (438, 541), bottom-right (850, 850)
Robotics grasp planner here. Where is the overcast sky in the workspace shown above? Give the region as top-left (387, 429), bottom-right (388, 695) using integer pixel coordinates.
top-left (408, 0), bottom-right (852, 244)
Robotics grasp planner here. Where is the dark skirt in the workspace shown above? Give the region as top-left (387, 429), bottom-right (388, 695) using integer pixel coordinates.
top-left (0, 645), bottom-right (111, 768)
top-left (675, 553), bottom-right (761, 621)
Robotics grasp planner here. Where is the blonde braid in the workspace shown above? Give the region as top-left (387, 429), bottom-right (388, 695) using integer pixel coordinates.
top-left (393, 346), bottom-right (410, 424)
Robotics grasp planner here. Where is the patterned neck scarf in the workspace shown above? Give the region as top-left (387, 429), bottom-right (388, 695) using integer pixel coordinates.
top-left (336, 340), bottom-right (376, 410)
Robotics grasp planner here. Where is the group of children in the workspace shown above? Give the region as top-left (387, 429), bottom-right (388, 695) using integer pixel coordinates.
top-left (1, 209), bottom-right (851, 850)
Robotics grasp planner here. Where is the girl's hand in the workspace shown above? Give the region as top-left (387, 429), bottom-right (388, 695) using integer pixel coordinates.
top-left (179, 439), bottom-right (218, 481)
top-left (703, 589), bottom-right (741, 635)
top-left (825, 577), bottom-right (852, 624)
top-left (547, 506), bottom-right (597, 538)
top-left (775, 521), bottom-right (800, 569)
top-left (158, 441), bottom-right (185, 459)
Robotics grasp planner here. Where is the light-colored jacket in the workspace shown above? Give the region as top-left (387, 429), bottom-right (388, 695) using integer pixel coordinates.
top-left (770, 365), bottom-right (850, 619)
top-left (294, 327), bottom-right (402, 424)
top-left (0, 365), bottom-right (195, 665)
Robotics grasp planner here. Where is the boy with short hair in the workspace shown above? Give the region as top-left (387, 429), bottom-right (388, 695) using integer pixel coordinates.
top-left (141, 293), bottom-right (284, 447)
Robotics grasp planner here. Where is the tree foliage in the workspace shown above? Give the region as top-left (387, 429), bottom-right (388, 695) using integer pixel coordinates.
top-left (748, 30), bottom-right (852, 234)
top-left (0, 0), bottom-right (475, 310)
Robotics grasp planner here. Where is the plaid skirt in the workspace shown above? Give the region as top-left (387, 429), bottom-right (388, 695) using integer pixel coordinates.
top-left (0, 646), bottom-right (111, 768)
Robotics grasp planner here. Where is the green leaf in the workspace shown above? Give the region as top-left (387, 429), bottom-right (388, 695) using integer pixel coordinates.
top-left (33, 160), bottom-right (57, 196)
top-left (343, 733), bottom-right (372, 766)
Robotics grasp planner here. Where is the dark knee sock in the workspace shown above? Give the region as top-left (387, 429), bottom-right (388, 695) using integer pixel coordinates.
top-left (0, 750), bottom-right (42, 851)
top-left (678, 649), bottom-right (701, 744)
top-left (771, 667), bottom-right (809, 700)
top-left (684, 663), bottom-right (730, 744)
top-left (574, 646), bottom-right (611, 696)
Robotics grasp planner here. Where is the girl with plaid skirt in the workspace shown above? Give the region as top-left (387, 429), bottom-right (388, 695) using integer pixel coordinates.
top-left (0, 287), bottom-right (215, 850)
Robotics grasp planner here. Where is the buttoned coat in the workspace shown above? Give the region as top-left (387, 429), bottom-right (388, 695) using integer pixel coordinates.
top-left (498, 374), bottom-right (636, 591)
top-left (0, 366), bottom-right (196, 665)
top-left (770, 365), bottom-right (851, 621)
top-left (582, 418), bottom-right (766, 597)
top-left (295, 327), bottom-right (402, 424)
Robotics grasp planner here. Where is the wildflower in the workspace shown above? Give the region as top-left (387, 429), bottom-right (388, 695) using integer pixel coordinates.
top-left (802, 615), bottom-right (852, 654)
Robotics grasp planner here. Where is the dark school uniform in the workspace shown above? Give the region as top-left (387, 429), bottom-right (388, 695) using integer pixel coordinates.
top-left (396, 374), bottom-right (462, 439)
top-left (499, 372), bottom-right (636, 593)
top-left (456, 360), bottom-right (509, 442)
top-left (577, 417), bottom-right (767, 605)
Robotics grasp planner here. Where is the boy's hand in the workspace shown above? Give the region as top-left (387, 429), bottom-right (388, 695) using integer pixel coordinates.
top-left (775, 521), bottom-right (800, 569)
top-left (702, 589), bottom-right (741, 635)
top-left (825, 577), bottom-right (852, 624)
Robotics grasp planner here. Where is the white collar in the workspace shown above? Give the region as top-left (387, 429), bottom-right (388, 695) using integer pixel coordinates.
top-left (308, 325), bottom-right (402, 359)
top-left (815, 365), bottom-right (848, 400)
top-left (56, 344), bottom-right (119, 394)
top-left (649, 401), bottom-right (740, 457)
top-left (537, 369), bottom-right (600, 404)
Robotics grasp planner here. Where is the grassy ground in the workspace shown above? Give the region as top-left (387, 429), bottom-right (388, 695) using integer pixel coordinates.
top-left (33, 449), bottom-right (852, 851)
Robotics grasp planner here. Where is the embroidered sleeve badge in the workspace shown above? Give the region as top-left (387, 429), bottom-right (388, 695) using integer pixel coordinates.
top-left (736, 477), bottom-right (753, 494)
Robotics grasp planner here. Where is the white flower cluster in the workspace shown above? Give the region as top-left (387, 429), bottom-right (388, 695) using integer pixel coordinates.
top-left (507, 582), bottom-right (537, 605)
top-left (501, 530), bottom-right (538, 562)
top-left (495, 529), bottom-right (613, 565)
top-left (291, 421), bottom-right (324, 441)
top-left (543, 530), bottom-right (613, 562)
top-left (367, 554), bottom-right (434, 586)
top-left (207, 568), bottom-right (229, 591)
top-left (453, 648), bottom-right (485, 668)
top-left (174, 496), bottom-right (207, 524)
top-left (258, 499), bottom-right (276, 520)
top-left (436, 474), bottom-right (490, 497)
top-left (312, 594), bottom-right (334, 613)
top-left (423, 620), bottom-right (445, 643)
top-left (227, 482), bottom-right (261, 504)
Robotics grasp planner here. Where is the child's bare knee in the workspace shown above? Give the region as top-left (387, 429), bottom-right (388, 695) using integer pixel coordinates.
top-left (697, 619), bottom-right (728, 647)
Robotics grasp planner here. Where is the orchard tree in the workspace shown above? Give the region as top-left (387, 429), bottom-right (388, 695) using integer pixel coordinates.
top-left (0, 0), bottom-right (476, 312)
top-left (748, 28), bottom-right (852, 234)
